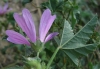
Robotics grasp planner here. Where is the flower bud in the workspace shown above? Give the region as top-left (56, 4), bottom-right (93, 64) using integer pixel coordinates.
top-left (25, 57), bottom-right (42, 69)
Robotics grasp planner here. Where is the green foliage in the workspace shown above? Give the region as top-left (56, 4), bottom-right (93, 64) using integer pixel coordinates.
top-left (6, 12), bottom-right (15, 27)
top-left (59, 15), bottom-right (98, 65)
top-left (59, 20), bottom-right (74, 46)
top-left (0, 0), bottom-right (100, 69)
top-left (62, 15), bottom-right (97, 49)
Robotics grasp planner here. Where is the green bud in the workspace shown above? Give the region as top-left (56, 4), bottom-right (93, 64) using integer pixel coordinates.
top-left (41, 62), bottom-right (46, 69)
top-left (25, 57), bottom-right (42, 69)
top-left (31, 42), bottom-right (41, 53)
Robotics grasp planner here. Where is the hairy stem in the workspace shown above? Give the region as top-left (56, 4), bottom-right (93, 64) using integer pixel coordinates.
top-left (46, 47), bottom-right (60, 69)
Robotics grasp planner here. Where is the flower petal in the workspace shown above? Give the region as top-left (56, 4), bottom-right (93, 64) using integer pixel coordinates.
top-left (39, 9), bottom-right (56, 42)
top-left (39, 9), bottom-right (51, 37)
top-left (6, 30), bottom-right (30, 46)
top-left (3, 3), bottom-right (8, 13)
top-left (44, 32), bottom-right (59, 43)
top-left (14, 13), bottom-right (30, 34)
top-left (41, 15), bottom-right (56, 42)
top-left (14, 12), bottom-right (35, 43)
top-left (14, 13), bottom-right (30, 39)
top-left (22, 8), bottom-right (36, 42)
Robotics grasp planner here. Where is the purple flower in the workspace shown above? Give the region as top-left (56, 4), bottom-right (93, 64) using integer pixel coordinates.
top-left (6, 8), bottom-right (58, 46)
top-left (6, 30), bottom-right (30, 46)
top-left (39, 9), bottom-right (58, 42)
top-left (0, 3), bottom-right (11, 15)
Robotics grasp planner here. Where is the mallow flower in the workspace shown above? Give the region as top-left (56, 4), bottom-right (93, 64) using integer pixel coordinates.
top-left (6, 8), bottom-right (58, 46)
top-left (0, 3), bottom-right (11, 15)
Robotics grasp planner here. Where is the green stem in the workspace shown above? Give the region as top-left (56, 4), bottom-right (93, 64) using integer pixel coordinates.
top-left (37, 43), bottom-right (44, 57)
top-left (46, 47), bottom-right (60, 69)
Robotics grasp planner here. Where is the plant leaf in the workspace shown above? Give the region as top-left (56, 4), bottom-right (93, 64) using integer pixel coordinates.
top-left (61, 15), bottom-right (98, 49)
top-left (62, 44), bottom-right (97, 65)
top-left (58, 15), bottom-right (98, 65)
top-left (60, 20), bottom-right (74, 46)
